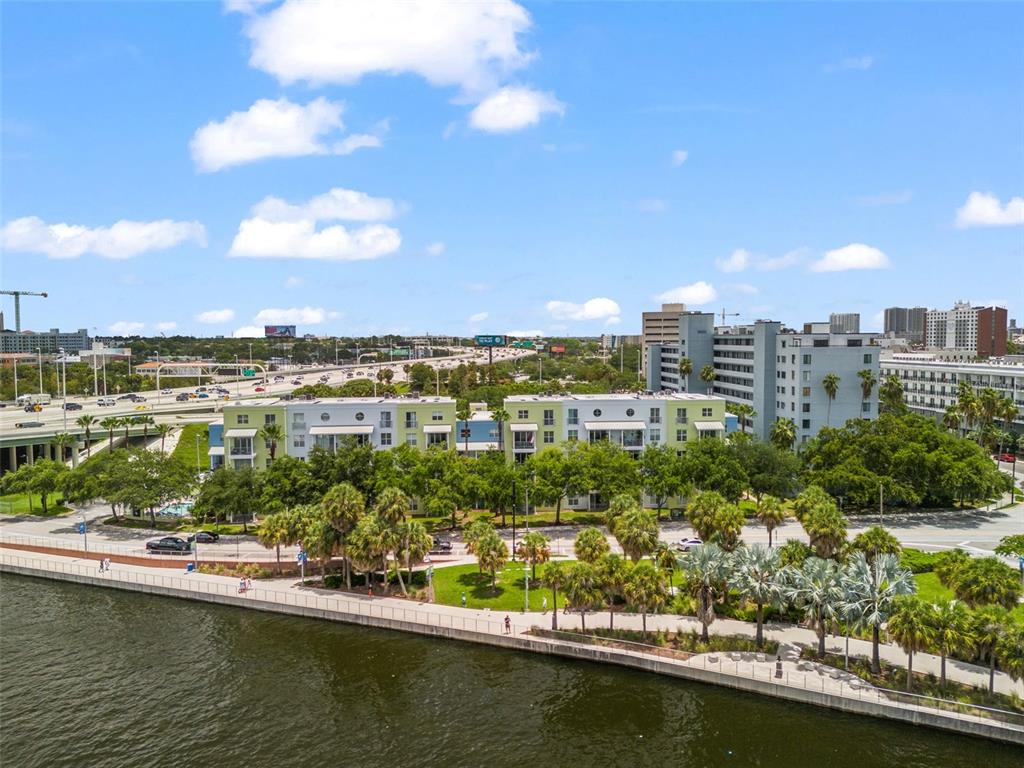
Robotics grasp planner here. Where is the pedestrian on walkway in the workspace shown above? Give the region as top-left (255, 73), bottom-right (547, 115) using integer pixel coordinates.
top-left (98, 559), bottom-right (104, 574)
top-left (245, 576), bottom-right (253, 592)
top-left (103, 558), bottom-right (111, 573)
top-left (239, 577), bottom-right (246, 594)
top-left (504, 615), bottom-right (512, 635)
top-left (541, 596), bottom-right (548, 614)
top-left (461, 592), bottom-right (467, 608)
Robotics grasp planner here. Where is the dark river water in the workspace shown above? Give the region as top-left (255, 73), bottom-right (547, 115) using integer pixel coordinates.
top-left (1, 575), bottom-right (1020, 767)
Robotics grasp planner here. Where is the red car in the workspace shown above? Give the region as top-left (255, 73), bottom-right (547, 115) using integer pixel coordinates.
top-left (995, 453), bottom-right (1016, 462)
top-left (254, 386), bottom-right (266, 393)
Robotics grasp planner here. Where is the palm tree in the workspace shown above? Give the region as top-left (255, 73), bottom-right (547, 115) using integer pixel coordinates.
top-left (100, 416), bottom-right (119, 450)
top-left (731, 403), bottom-right (756, 434)
top-left (769, 417), bottom-right (796, 450)
top-left (455, 404), bottom-right (472, 454)
top-left (564, 560), bottom-right (603, 632)
top-left (956, 381), bottom-right (979, 438)
top-left (850, 525), bottom-right (902, 565)
top-left (614, 507), bottom-right (659, 562)
top-left (256, 512), bottom-right (290, 574)
top-left (972, 604), bottom-right (1010, 694)
top-left (653, 541), bottom-right (677, 590)
top-left (785, 556), bottom-right (844, 657)
top-left (543, 560), bottom-right (569, 630)
top-left (699, 364), bottom-right (716, 396)
top-left (886, 596), bottom-right (935, 692)
top-left (476, 530), bottom-right (509, 592)
top-left (929, 599), bottom-right (974, 689)
top-left (822, 373), bottom-right (840, 427)
top-left (155, 423), bottom-right (174, 453)
top-left (734, 545), bottom-right (784, 648)
top-left (756, 495), bottom-right (786, 547)
top-left (519, 531), bottom-right (551, 579)
top-left (259, 422), bottom-right (285, 462)
top-left (942, 404), bottom-right (961, 433)
top-left (322, 482), bottom-right (367, 588)
top-left (878, 373), bottom-right (905, 413)
top-left (398, 519), bottom-right (433, 585)
top-left (574, 526), bottom-right (610, 563)
top-left (76, 414), bottom-right (96, 452)
top-left (995, 623), bottom-right (1024, 685)
top-left (678, 357), bottom-right (693, 391)
top-left (374, 486), bottom-right (412, 595)
top-left (120, 416), bottom-right (131, 443)
top-left (596, 553), bottom-right (630, 629)
top-left (842, 551), bottom-right (915, 673)
top-left (51, 432), bottom-right (75, 463)
top-left (857, 369), bottom-right (877, 404)
top-left (680, 543), bottom-right (732, 642)
top-left (624, 561), bottom-right (667, 638)
top-left (138, 415), bottom-right (155, 442)
top-left (799, 496), bottom-right (847, 560)
top-left (490, 406), bottom-right (511, 452)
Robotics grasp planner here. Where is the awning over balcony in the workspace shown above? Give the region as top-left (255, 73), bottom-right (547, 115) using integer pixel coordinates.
top-left (225, 428), bottom-right (257, 438)
top-left (693, 421), bottom-right (725, 431)
top-left (423, 424), bottom-right (452, 434)
top-left (509, 423), bottom-right (538, 432)
top-left (583, 421), bottom-right (645, 431)
top-left (309, 425), bottom-right (374, 435)
top-left (456, 441), bottom-right (500, 452)
top-left (207, 446), bottom-right (225, 456)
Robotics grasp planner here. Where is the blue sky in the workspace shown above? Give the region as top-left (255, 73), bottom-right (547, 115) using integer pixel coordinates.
top-left (2, 1), bottom-right (1022, 339)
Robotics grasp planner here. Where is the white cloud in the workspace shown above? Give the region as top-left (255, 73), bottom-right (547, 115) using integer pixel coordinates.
top-left (190, 97), bottom-right (381, 172)
top-left (506, 329), bottom-right (545, 338)
top-left (955, 192), bottom-right (1024, 228)
top-left (855, 190), bottom-right (913, 206)
top-left (655, 281), bottom-right (717, 306)
top-left (233, 325), bottom-right (265, 338)
top-left (546, 297), bottom-right (621, 323)
top-left (224, 0), bottom-right (273, 14)
top-left (635, 198), bottom-right (668, 213)
top-left (465, 282), bottom-right (490, 293)
top-left (283, 276), bottom-right (303, 288)
top-left (605, 316), bottom-right (621, 326)
top-left (1, 216), bottom-right (206, 259)
top-left (426, 241), bottom-right (446, 256)
top-left (758, 248), bottom-right (806, 271)
top-left (253, 307), bottom-right (336, 325)
top-left (229, 187), bottom-right (402, 261)
top-left (671, 149), bottom-right (689, 167)
top-left (715, 248), bottom-right (750, 273)
top-left (469, 311), bottom-right (489, 323)
top-left (824, 55), bottom-right (874, 73)
top-left (810, 243), bottom-right (890, 273)
top-left (243, 0), bottom-right (534, 94)
top-left (196, 309), bottom-right (236, 324)
top-left (469, 86), bottom-right (564, 133)
top-left (729, 283), bottom-right (759, 295)
top-left (155, 321), bottom-right (178, 332)
top-left (108, 321), bottom-right (144, 335)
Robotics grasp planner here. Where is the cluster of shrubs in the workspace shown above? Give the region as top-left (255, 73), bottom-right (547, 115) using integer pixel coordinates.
top-left (198, 563), bottom-right (270, 579)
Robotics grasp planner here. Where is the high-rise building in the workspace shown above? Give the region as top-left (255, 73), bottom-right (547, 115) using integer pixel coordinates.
top-left (925, 302), bottom-right (1007, 358)
top-left (829, 313), bottom-right (860, 334)
top-left (0, 327), bottom-right (90, 354)
top-left (883, 307), bottom-right (927, 343)
top-left (641, 303), bottom-right (686, 373)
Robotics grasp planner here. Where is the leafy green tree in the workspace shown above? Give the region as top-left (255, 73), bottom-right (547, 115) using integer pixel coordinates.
top-left (950, 557), bottom-right (1022, 609)
top-left (851, 525), bottom-right (902, 564)
top-left (471, 450), bottom-right (516, 525)
top-left (878, 373), bottom-right (905, 414)
top-left (994, 534), bottom-right (1024, 578)
top-left (686, 490), bottom-right (727, 542)
top-left (756, 495), bottom-right (786, 547)
top-left (543, 560), bottom-right (569, 630)
top-left (596, 553), bottom-right (630, 629)
top-left (928, 600), bottom-right (975, 689)
top-left (529, 446), bottom-right (585, 526)
top-left (769, 417), bottom-right (796, 450)
top-left (785, 556), bottom-right (844, 657)
top-left (582, 440), bottom-right (641, 503)
top-left (574, 526), bottom-right (610, 563)
top-left (260, 455), bottom-right (317, 513)
top-left (680, 542), bottom-right (732, 642)
top-left (995, 622), bottom-right (1024, 684)
top-left (624, 561), bottom-right (668, 638)
top-left (680, 439), bottom-right (748, 502)
top-left (733, 440), bottom-right (799, 502)
top-left (564, 561), bottom-right (603, 632)
top-left (934, 548), bottom-right (972, 587)
top-left (734, 544), bottom-right (784, 648)
top-left (972, 605), bottom-right (1010, 694)
top-left (640, 443), bottom-right (685, 519)
top-left (398, 519), bottom-right (433, 585)
top-left (842, 552), bottom-right (915, 673)
top-left (519, 531), bottom-right (551, 579)
top-left (886, 596), bottom-right (936, 691)
top-left (2, 460), bottom-right (68, 514)
top-left (58, 463), bottom-right (101, 508)
top-left (777, 539), bottom-right (813, 568)
top-left (614, 505), bottom-right (659, 562)
top-left (321, 481), bottom-right (367, 588)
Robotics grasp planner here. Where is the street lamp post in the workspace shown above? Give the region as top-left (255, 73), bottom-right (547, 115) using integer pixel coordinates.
top-left (13, 356), bottom-right (18, 401)
top-left (196, 433), bottom-right (201, 474)
top-left (60, 348), bottom-right (68, 431)
top-left (511, 477), bottom-right (518, 562)
top-left (235, 356), bottom-right (241, 399)
top-left (36, 347), bottom-right (43, 394)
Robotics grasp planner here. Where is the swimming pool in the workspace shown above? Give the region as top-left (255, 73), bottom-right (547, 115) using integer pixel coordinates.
top-left (158, 502), bottom-right (194, 518)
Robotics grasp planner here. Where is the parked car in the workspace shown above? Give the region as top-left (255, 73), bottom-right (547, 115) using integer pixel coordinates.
top-left (63, 402), bottom-right (83, 411)
top-left (996, 453), bottom-right (1016, 463)
top-left (146, 536), bottom-right (190, 553)
top-left (176, 393), bottom-right (190, 402)
top-left (187, 531), bottom-right (220, 544)
top-left (674, 537), bottom-right (703, 552)
top-left (97, 397), bottom-right (116, 406)
top-left (15, 421), bottom-right (44, 429)
top-left (429, 540), bottom-right (453, 555)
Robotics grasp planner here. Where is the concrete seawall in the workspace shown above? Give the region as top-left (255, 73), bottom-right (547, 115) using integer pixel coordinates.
top-left (3, 559), bottom-right (1022, 747)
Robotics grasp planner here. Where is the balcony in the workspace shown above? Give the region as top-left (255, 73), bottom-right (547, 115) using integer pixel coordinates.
top-left (512, 439), bottom-right (536, 452)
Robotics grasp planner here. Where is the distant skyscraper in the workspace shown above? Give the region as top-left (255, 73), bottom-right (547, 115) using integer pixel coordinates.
top-left (829, 313), bottom-right (860, 334)
top-left (925, 302), bottom-right (1007, 358)
top-left (883, 306), bottom-right (926, 343)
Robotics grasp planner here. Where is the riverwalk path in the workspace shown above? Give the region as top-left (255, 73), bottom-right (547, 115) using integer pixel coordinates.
top-left (2, 547), bottom-right (1022, 746)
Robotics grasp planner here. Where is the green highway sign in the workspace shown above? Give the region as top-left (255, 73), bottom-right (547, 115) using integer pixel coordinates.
top-left (243, 368), bottom-right (256, 377)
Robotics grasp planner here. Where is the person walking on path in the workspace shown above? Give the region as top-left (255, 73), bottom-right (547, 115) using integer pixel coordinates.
top-left (461, 592), bottom-right (467, 609)
top-left (504, 615), bottom-right (512, 635)
top-left (103, 558), bottom-right (111, 573)
top-left (98, 559), bottom-right (104, 574)
top-left (239, 577), bottom-right (246, 594)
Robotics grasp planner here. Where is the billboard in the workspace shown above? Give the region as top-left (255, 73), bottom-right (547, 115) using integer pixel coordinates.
top-left (550, 344), bottom-right (566, 354)
top-left (264, 325), bottom-right (296, 338)
top-left (474, 334), bottom-right (506, 347)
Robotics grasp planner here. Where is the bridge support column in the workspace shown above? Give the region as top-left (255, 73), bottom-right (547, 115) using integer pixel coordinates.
top-left (71, 443), bottom-right (80, 468)
top-left (6, 446), bottom-right (15, 474)
top-left (26, 445), bottom-right (35, 465)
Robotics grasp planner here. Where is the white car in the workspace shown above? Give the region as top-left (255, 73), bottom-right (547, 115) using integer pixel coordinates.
top-left (160, 388), bottom-right (172, 395)
top-left (674, 537), bottom-right (703, 552)
top-left (97, 398), bottom-right (116, 406)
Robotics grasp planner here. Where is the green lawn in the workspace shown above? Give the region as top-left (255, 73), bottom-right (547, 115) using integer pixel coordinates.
top-left (432, 561), bottom-right (557, 612)
top-left (0, 493), bottom-right (71, 517)
top-left (172, 423), bottom-right (210, 471)
top-left (913, 572), bottom-right (955, 603)
top-left (413, 507), bottom-right (607, 533)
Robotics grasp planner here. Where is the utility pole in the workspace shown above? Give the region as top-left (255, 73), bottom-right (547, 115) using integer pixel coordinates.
top-left (36, 348), bottom-right (43, 394)
top-left (879, 482), bottom-right (884, 527)
top-left (13, 357), bottom-right (18, 401)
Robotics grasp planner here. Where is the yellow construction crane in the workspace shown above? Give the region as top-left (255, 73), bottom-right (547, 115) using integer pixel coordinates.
top-left (0, 289), bottom-right (48, 332)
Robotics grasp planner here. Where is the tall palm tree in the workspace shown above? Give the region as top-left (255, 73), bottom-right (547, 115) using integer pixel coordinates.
top-left (596, 553), bottom-right (630, 629)
top-left (941, 404), bottom-right (961, 433)
top-left (857, 369), bottom-right (877, 403)
top-left (398, 519), bottom-right (433, 585)
top-left (51, 432), bottom-right (75, 463)
top-left (734, 545), bottom-right (784, 648)
top-left (321, 482), bottom-right (367, 588)
top-left (731, 403), bottom-right (756, 434)
top-left (680, 543), bottom-right (732, 642)
top-left (574, 526), bottom-right (610, 563)
top-left (878, 373), bottom-right (905, 413)
top-left (972, 604), bottom-right (1010, 694)
top-left (929, 599), bottom-right (975, 689)
top-left (997, 396), bottom-right (1017, 458)
top-left (259, 422), bottom-right (285, 462)
top-left (256, 512), bottom-right (290, 574)
top-left (455, 404), bottom-right (472, 454)
top-left (769, 417), bottom-right (796, 450)
top-left (956, 381), bottom-right (979, 438)
top-left (490, 406), bottom-right (511, 452)
top-left (155, 423), bottom-right (174, 453)
top-left (76, 414), bottom-right (96, 451)
top-left (841, 551), bottom-right (915, 673)
top-left (519, 531), bottom-right (551, 580)
top-left (375, 487), bottom-right (413, 595)
top-left (120, 416), bottom-right (131, 443)
top-left (822, 373), bottom-right (840, 427)
top-left (756, 495), bottom-right (786, 547)
top-left (653, 541), bottom-right (677, 590)
top-left (100, 416), bottom-right (119, 450)
top-left (784, 556), bottom-right (844, 657)
top-left (678, 357), bottom-right (693, 391)
top-left (995, 623), bottom-right (1024, 686)
top-left (614, 507), bottom-right (659, 562)
top-left (543, 560), bottom-right (569, 630)
top-left (139, 415), bottom-right (155, 441)
top-left (564, 560), bottom-right (603, 632)
top-left (886, 596), bottom-right (935, 692)
top-left (699, 364), bottom-right (716, 396)
top-left (624, 561), bottom-right (667, 639)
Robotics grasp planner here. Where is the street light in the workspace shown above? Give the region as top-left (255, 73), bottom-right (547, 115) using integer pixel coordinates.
top-left (36, 347), bottom-right (43, 394)
top-left (511, 477), bottom-right (518, 562)
top-left (196, 433), bottom-right (201, 474)
top-left (59, 348), bottom-right (67, 431)
top-left (13, 355), bottom-right (18, 401)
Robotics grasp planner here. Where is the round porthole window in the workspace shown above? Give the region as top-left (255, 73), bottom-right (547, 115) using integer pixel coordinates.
top-left (355, 412), bottom-right (365, 421)
top-left (593, 408), bottom-right (602, 417)
top-left (320, 412), bottom-right (330, 422)
top-left (626, 408), bottom-right (635, 417)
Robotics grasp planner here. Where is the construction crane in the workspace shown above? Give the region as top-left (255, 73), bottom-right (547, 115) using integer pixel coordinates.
top-left (0, 290), bottom-right (48, 332)
top-left (719, 308), bottom-right (740, 325)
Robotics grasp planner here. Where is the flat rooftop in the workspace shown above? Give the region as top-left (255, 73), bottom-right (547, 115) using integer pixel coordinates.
top-left (504, 392), bottom-right (721, 403)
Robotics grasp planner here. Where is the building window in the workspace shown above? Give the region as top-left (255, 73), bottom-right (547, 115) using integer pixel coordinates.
top-left (701, 407), bottom-right (712, 417)
top-left (676, 429), bottom-right (688, 442)
top-left (405, 412), bottom-right (417, 428)
top-left (380, 432), bottom-right (392, 446)
top-left (237, 414), bottom-right (249, 425)
top-left (802, 403), bottom-right (810, 413)
top-left (427, 433), bottom-right (448, 448)
top-left (432, 410), bottom-right (443, 421)
top-left (649, 429), bottom-right (660, 444)
top-left (355, 412), bottom-right (365, 421)
top-left (518, 409), bottom-right (530, 419)
top-left (293, 434), bottom-right (305, 448)
top-left (675, 408), bottom-right (688, 424)
top-left (862, 401), bottom-right (870, 413)
top-left (293, 412), bottom-right (305, 425)
top-left (593, 408), bottom-right (602, 417)
top-left (320, 412), bottom-right (330, 422)
top-left (264, 414), bottom-right (276, 425)
top-left (405, 434), bottom-right (417, 447)
top-left (543, 409), bottom-right (555, 426)
top-left (802, 354), bottom-right (812, 365)
top-left (380, 412), bottom-right (392, 428)
top-left (543, 430), bottom-right (555, 444)
top-left (649, 408), bottom-right (660, 423)
top-left (567, 408), bottom-right (579, 425)
top-left (802, 419), bottom-right (810, 429)
top-left (802, 371), bottom-right (810, 382)
top-left (567, 429), bottom-right (578, 441)
top-left (863, 353), bottom-right (872, 364)
top-left (802, 387), bottom-right (810, 397)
